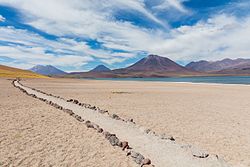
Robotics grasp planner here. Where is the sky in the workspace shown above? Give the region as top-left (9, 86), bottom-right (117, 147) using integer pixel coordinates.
top-left (0, 0), bottom-right (250, 72)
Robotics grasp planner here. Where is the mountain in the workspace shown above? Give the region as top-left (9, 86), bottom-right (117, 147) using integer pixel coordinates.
top-left (118, 54), bottom-right (189, 72)
top-left (66, 55), bottom-right (199, 78)
top-left (30, 65), bottom-right (66, 76)
top-left (0, 64), bottom-right (48, 78)
top-left (186, 58), bottom-right (250, 72)
top-left (89, 65), bottom-right (111, 72)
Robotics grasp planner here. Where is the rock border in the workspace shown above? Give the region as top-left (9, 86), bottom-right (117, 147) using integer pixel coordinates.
top-left (12, 79), bottom-right (154, 167)
top-left (12, 79), bottom-right (227, 167)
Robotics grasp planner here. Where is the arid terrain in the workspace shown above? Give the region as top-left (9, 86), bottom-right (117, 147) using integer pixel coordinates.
top-left (0, 78), bottom-right (136, 167)
top-left (0, 65), bottom-right (48, 79)
top-left (22, 78), bottom-right (250, 167)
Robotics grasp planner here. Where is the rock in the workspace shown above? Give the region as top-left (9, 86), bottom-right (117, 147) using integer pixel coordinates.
top-left (145, 129), bottom-right (151, 134)
top-left (68, 110), bottom-right (74, 116)
top-left (75, 115), bottom-right (84, 122)
top-left (103, 131), bottom-right (111, 139)
top-left (73, 100), bottom-right (79, 104)
top-left (161, 134), bottom-right (175, 141)
top-left (121, 141), bottom-right (129, 150)
top-left (182, 145), bottom-right (209, 159)
top-left (92, 124), bottom-right (99, 130)
top-left (141, 158), bottom-right (151, 167)
top-left (108, 135), bottom-right (119, 146)
top-left (117, 141), bottom-right (122, 147)
top-left (89, 106), bottom-right (97, 110)
top-left (130, 151), bottom-right (139, 158)
top-left (111, 114), bottom-right (120, 120)
top-left (85, 121), bottom-right (94, 128)
top-left (127, 118), bottom-right (134, 123)
top-left (130, 151), bottom-right (144, 164)
top-left (99, 110), bottom-right (108, 114)
top-left (192, 148), bottom-right (209, 158)
top-left (148, 131), bottom-right (156, 136)
top-left (97, 128), bottom-right (103, 133)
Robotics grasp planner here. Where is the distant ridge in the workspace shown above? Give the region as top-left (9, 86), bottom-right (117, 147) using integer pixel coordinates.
top-left (186, 58), bottom-right (250, 72)
top-left (0, 64), bottom-right (48, 78)
top-left (30, 65), bottom-right (66, 76)
top-left (89, 65), bottom-right (111, 72)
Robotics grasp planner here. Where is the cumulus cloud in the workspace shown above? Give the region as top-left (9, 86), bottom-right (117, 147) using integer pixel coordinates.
top-left (0, 27), bottom-right (93, 70)
top-left (149, 14), bottom-right (250, 63)
top-left (0, 0), bottom-right (250, 71)
top-left (0, 15), bottom-right (5, 22)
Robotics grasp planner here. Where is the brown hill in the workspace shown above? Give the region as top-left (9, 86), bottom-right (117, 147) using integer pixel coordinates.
top-left (0, 64), bottom-right (49, 78)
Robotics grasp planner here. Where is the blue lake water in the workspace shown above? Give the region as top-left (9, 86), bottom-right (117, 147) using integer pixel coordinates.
top-left (89, 76), bottom-right (250, 85)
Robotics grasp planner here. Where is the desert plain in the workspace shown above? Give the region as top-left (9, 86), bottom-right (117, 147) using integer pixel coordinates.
top-left (1, 77), bottom-right (250, 167)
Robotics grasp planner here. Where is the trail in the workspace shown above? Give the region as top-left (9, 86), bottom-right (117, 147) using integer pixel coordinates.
top-left (13, 80), bottom-right (230, 167)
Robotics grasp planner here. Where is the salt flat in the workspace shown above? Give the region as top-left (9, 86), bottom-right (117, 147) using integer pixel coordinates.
top-left (23, 78), bottom-right (250, 167)
top-left (0, 78), bottom-right (136, 167)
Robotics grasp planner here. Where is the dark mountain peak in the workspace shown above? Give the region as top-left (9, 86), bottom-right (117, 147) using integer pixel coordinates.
top-left (147, 54), bottom-right (159, 58)
top-left (221, 58), bottom-right (233, 61)
top-left (90, 65), bottom-right (111, 72)
top-left (29, 65), bottom-right (66, 75)
top-left (124, 54), bottom-right (189, 72)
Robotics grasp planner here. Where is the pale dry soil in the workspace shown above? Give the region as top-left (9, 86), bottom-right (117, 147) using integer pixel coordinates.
top-left (24, 78), bottom-right (250, 167)
top-left (0, 78), bottom-right (136, 167)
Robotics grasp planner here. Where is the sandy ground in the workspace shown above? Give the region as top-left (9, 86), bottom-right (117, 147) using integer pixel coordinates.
top-left (14, 80), bottom-right (228, 167)
top-left (23, 78), bottom-right (250, 167)
top-left (0, 78), bottom-right (136, 167)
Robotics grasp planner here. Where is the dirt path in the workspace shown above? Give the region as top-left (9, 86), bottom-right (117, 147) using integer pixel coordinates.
top-left (13, 80), bottom-right (230, 167)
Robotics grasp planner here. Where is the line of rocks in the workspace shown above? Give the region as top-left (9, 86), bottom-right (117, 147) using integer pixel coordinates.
top-left (14, 80), bottom-right (177, 144)
top-left (12, 79), bottom-right (153, 167)
top-left (66, 98), bottom-right (136, 124)
top-left (13, 79), bottom-right (212, 161)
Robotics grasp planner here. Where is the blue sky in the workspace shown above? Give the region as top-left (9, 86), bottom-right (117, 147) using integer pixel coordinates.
top-left (0, 0), bottom-right (250, 72)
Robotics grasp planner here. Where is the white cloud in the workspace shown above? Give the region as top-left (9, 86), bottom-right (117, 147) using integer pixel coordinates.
top-left (148, 14), bottom-right (250, 63)
top-left (0, 15), bottom-right (5, 22)
top-left (0, 0), bottom-right (250, 70)
top-left (0, 26), bottom-right (94, 70)
top-left (153, 0), bottom-right (188, 13)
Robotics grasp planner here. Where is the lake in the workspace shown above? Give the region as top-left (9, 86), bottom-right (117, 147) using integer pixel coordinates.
top-left (90, 76), bottom-right (250, 85)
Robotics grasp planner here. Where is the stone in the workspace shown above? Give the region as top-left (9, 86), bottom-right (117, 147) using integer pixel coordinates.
top-left (97, 128), bottom-right (103, 133)
top-left (127, 118), bottom-right (134, 123)
top-left (111, 114), bottom-right (120, 120)
top-left (121, 141), bottom-right (129, 150)
top-left (92, 124), bottom-right (99, 130)
top-left (145, 129), bottom-right (151, 134)
top-left (141, 158), bottom-right (151, 166)
top-left (68, 111), bottom-right (74, 116)
top-left (161, 134), bottom-right (175, 141)
top-left (100, 110), bottom-right (108, 114)
top-left (85, 121), bottom-right (94, 128)
top-left (103, 131), bottom-right (112, 139)
top-left (192, 148), bottom-right (209, 158)
top-left (67, 99), bottom-right (73, 102)
top-left (130, 151), bottom-right (144, 164)
top-left (108, 135), bottom-right (119, 146)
